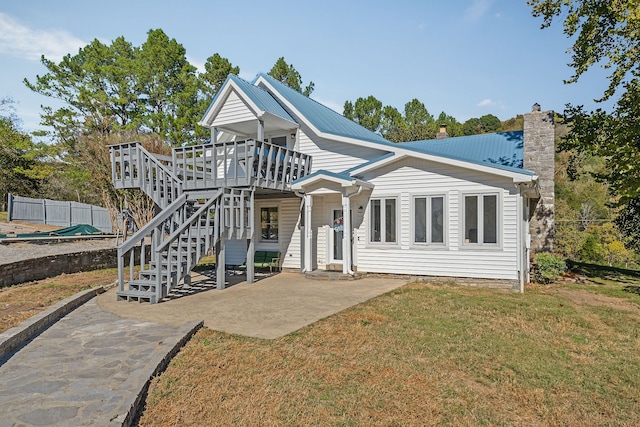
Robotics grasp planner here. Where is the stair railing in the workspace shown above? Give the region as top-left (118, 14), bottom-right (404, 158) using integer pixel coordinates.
top-left (153, 189), bottom-right (224, 300)
top-left (110, 142), bottom-right (183, 208)
top-left (116, 193), bottom-right (188, 295)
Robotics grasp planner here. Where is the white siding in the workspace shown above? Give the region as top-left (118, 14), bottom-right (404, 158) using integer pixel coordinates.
top-left (354, 158), bottom-right (521, 280)
top-left (212, 91), bottom-right (256, 127)
top-left (298, 130), bottom-right (387, 173)
top-left (254, 198), bottom-right (303, 270)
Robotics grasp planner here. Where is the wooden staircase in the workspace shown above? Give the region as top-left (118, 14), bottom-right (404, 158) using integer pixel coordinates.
top-left (109, 140), bottom-right (311, 303)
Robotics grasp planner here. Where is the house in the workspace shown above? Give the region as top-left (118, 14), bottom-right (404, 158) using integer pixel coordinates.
top-left (110, 73), bottom-right (554, 303)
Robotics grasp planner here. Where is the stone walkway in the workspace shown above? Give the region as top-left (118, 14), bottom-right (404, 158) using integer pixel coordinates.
top-left (0, 298), bottom-right (201, 427)
top-left (0, 272), bottom-right (407, 426)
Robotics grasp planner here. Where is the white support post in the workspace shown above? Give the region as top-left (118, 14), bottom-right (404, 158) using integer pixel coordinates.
top-left (247, 191), bottom-right (255, 284)
top-left (216, 237), bottom-right (225, 290)
top-left (257, 120), bottom-right (264, 142)
top-left (303, 194), bottom-right (313, 272)
top-left (212, 126), bottom-right (217, 144)
top-left (342, 193), bottom-right (351, 275)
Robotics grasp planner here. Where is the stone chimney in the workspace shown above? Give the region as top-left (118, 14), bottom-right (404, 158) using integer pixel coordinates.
top-left (436, 124), bottom-right (448, 140)
top-left (523, 103), bottom-right (555, 252)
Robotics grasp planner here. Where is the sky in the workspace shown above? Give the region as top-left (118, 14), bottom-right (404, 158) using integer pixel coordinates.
top-left (0, 0), bottom-right (614, 137)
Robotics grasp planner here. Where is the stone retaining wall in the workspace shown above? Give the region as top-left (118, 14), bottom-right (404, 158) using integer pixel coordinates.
top-left (0, 246), bottom-right (149, 287)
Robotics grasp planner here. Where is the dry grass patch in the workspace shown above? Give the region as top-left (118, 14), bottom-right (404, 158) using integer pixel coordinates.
top-left (141, 282), bottom-right (640, 426)
top-left (0, 269), bottom-right (117, 333)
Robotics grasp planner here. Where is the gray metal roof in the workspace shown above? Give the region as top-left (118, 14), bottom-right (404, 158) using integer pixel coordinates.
top-left (398, 131), bottom-right (533, 175)
top-left (255, 73), bottom-right (393, 145)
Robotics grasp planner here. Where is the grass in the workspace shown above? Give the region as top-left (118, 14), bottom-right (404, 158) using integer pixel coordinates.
top-left (565, 260), bottom-right (640, 300)
top-left (0, 269), bottom-right (118, 333)
top-left (4, 261), bottom-right (640, 425)
top-left (139, 270), bottom-right (640, 426)
top-left (0, 211), bottom-right (7, 222)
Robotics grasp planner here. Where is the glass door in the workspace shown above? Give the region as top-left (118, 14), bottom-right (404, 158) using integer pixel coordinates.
top-left (331, 209), bottom-right (344, 263)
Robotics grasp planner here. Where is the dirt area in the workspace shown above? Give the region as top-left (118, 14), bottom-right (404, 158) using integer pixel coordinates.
top-left (551, 287), bottom-right (640, 313)
top-left (0, 269), bottom-right (118, 333)
top-left (0, 221), bottom-right (61, 235)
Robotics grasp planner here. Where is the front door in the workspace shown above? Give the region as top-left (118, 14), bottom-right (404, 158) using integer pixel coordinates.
top-left (330, 209), bottom-right (344, 263)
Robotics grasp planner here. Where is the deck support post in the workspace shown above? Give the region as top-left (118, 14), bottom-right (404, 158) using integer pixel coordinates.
top-left (247, 191), bottom-right (255, 284)
top-left (216, 237), bottom-right (225, 290)
top-left (257, 120), bottom-right (264, 142)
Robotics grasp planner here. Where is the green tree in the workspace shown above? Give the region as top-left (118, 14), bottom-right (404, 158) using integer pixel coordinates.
top-left (462, 117), bottom-right (482, 135)
top-left (528, 0), bottom-right (640, 203)
top-left (379, 105), bottom-right (407, 142)
top-left (462, 114), bottom-right (501, 135)
top-left (343, 96), bottom-right (383, 133)
top-left (401, 98), bottom-right (436, 141)
top-left (616, 198), bottom-right (640, 251)
top-left (436, 111), bottom-right (463, 137)
top-left (0, 99), bottom-right (54, 210)
top-left (200, 53), bottom-right (240, 98)
top-left (479, 114), bottom-right (501, 133)
top-left (25, 29), bottom-right (203, 148)
top-left (268, 57), bottom-right (314, 96)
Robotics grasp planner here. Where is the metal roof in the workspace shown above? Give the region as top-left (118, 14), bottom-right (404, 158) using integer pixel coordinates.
top-left (398, 131), bottom-right (532, 175)
top-left (255, 73), bottom-right (392, 145)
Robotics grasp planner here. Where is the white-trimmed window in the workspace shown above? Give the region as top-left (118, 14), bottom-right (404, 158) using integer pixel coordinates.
top-left (260, 207), bottom-right (278, 242)
top-left (463, 194), bottom-right (498, 245)
top-left (414, 195), bottom-right (445, 244)
top-left (370, 197), bottom-right (397, 243)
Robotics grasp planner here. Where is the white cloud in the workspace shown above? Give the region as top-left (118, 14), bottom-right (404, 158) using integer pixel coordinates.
top-left (187, 55), bottom-right (205, 73)
top-left (463, 0), bottom-right (492, 22)
top-left (0, 13), bottom-right (86, 62)
top-left (477, 98), bottom-right (496, 107)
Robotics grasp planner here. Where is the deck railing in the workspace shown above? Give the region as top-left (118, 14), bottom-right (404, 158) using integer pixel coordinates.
top-left (172, 140), bottom-right (312, 191)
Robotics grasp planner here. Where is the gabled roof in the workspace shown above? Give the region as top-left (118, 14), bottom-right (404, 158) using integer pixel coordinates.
top-left (201, 72), bottom-right (535, 181)
top-left (253, 73), bottom-right (392, 145)
top-left (200, 74), bottom-right (296, 126)
top-left (399, 131), bottom-right (525, 171)
top-left (291, 169), bottom-right (374, 190)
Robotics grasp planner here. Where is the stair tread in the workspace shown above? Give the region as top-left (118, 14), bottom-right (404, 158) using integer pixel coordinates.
top-left (117, 289), bottom-right (156, 296)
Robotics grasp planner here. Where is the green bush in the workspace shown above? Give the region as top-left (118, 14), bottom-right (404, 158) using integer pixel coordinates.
top-left (534, 253), bottom-right (567, 284)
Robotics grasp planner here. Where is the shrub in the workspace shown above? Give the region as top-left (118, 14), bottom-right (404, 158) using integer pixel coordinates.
top-left (534, 253), bottom-right (567, 284)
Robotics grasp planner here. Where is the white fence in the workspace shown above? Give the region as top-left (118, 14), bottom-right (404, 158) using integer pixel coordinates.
top-left (7, 193), bottom-right (113, 233)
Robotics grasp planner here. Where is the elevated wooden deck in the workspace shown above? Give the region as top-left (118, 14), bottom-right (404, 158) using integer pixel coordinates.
top-left (110, 139), bottom-right (312, 197)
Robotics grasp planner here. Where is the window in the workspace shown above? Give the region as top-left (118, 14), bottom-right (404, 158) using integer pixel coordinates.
top-left (260, 207), bottom-right (278, 241)
top-left (370, 198), bottom-right (396, 243)
top-left (463, 194), bottom-right (498, 245)
top-left (414, 195), bottom-right (445, 244)
top-left (270, 136), bottom-right (287, 146)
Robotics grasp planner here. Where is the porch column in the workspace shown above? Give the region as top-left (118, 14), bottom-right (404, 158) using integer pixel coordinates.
top-left (212, 126), bottom-right (218, 144)
top-left (342, 193), bottom-right (351, 275)
top-left (304, 193), bottom-right (313, 272)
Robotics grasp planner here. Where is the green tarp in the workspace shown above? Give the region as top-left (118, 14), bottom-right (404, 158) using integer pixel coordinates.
top-left (15, 224), bottom-right (103, 238)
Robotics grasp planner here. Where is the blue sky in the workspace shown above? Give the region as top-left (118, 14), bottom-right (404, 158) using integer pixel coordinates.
top-left (0, 0), bottom-right (612, 136)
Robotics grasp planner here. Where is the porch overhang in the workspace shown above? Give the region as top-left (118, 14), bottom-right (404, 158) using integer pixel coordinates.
top-left (291, 169), bottom-right (374, 192)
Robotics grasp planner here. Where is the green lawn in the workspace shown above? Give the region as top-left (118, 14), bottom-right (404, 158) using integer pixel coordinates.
top-left (141, 268), bottom-right (640, 426)
top-left (0, 211), bottom-right (7, 222)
